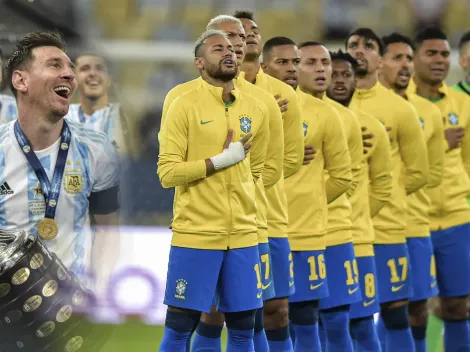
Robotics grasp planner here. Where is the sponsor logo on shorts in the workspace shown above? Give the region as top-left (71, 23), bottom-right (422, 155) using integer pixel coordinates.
top-left (391, 284), bottom-right (404, 292)
top-left (262, 281), bottom-right (272, 290)
top-left (431, 281), bottom-right (437, 288)
top-left (310, 283), bottom-right (323, 290)
top-left (348, 287), bottom-right (359, 295)
top-left (257, 292), bottom-right (263, 299)
top-left (289, 281), bottom-right (295, 287)
top-left (175, 279), bottom-right (187, 299)
top-left (363, 299), bottom-right (376, 307)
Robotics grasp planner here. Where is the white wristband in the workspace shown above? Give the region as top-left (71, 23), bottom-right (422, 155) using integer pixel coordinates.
top-left (210, 142), bottom-right (246, 170)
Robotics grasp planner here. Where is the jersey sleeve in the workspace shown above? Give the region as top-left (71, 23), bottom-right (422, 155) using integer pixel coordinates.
top-left (90, 137), bottom-right (121, 214)
top-left (281, 88), bottom-right (304, 178)
top-left (368, 122), bottom-right (393, 218)
top-left (157, 98), bottom-right (207, 188)
top-left (261, 95), bottom-right (284, 189)
top-left (397, 103), bottom-right (429, 195)
top-left (345, 111), bottom-right (364, 199)
top-left (323, 107), bottom-right (352, 203)
top-left (249, 105), bottom-right (270, 181)
top-left (161, 87), bottom-right (179, 127)
top-left (427, 105), bottom-right (445, 188)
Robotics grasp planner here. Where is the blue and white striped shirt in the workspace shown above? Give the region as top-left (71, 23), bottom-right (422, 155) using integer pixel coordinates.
top-left (0, 94), bottom-right (18, 124)
top-left (0, 119), bottom-right (120, 285)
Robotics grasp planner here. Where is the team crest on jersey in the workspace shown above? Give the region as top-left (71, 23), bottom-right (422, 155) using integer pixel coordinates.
top-left (303, 121), bottom-right (308, 136)
top-left (448, 113), bottom-right (459, 125)
top-left (419, 117), bottom-right (425, 130)
top-left (175, 279), bottom-right (187, 299)
top-left (63, 168), bottom-right (85, 194)
top-left (239, 115), bottom-right (252, 134)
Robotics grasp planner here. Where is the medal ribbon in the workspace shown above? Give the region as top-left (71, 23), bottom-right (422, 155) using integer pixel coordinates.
top-left (14, 120), bottom-right (71, 221)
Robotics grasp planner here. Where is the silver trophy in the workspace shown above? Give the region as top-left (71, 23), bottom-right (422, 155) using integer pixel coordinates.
top-left (0, 230), bottom-right (109, 352)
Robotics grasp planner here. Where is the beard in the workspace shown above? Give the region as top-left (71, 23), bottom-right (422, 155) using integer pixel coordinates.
top-left (207, 62), bottom-right (237, 82)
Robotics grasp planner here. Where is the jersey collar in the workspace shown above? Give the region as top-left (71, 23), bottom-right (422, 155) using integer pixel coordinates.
top-left (407, 76), bottom-right (449, 97)
top-left (200, 77), bottom-right (240, 104)
top-left (353, 80), bottom-right (381, 99)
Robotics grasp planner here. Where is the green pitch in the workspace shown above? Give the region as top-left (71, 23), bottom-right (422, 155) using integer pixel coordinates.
top-left (97, 322), bottom-right (228, 351)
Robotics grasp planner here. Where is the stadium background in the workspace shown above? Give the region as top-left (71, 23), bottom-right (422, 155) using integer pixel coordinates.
top-left (1, 0), bottom-right (468, 350)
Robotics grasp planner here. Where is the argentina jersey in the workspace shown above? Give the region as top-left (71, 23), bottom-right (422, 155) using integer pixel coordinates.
top-left (0, 94), bottom-right (18, 124)
top-left (65, 103), bottom-right (126, 152)
top-left (0, 120), bottom-right (120, 288)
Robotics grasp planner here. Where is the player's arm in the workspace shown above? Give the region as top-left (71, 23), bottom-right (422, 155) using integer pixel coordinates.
top-left (249, 105), bottom-right (270, 182)
top-left (161, 86), bottom-right (179, 127)
top-left (89, 140), bottom-right (121, 297)
top-left (398, 104), bottom-right (429, 195)
top-left (368, 122), bottom-right (393, 217)
top-left (281, 88), bottom-right (304, 178)
top-left (157, 99), bottom-right (208, 188)
top-left (461, 100), bottom-right (470, 178)
top-left (323, 107), bottom-right (352, 203)
top-left (345, 112), bottom-right (364, 198)
top-left (261, 96), bottom-right (284, 189)
top-left (427, 105), bottom-right (445, 188)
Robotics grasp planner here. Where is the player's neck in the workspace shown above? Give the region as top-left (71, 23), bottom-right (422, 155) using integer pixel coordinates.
top-left (413, 76), bottom-right (443, 99)
top-left (18, 109), bottom-right (64, 151)
top-left (379, 76), bottom-right (407, 98)
top-left (300, 85), bottom-right (324, 99)
top-left (80, 95), bottom-right (109, 116)
top-left (203, 76), bottom-right (235, 103)
top-left (240, 60), bottom-right (260, 84)
top-left (356, 72), bottom-right (377, 90)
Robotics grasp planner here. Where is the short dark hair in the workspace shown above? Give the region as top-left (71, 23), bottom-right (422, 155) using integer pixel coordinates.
top-left (5, 31), bottom-right (66, 97)
top-left (330, 49), bottom-right (359, 72)
top-left (346, 27), bottom-right (384, 55)
top-left (263, 36), bottom-right (296, 58)
top-left (233, 10), bottom-right (255, 21)
top-left (382, 32), bottom-right (415, 53)
top-left (298, 41), bottom-right (323, 49)
top-left (414, 27), bottom-right (447, 48)
top-left (458, 30), bottom-right (470, 52)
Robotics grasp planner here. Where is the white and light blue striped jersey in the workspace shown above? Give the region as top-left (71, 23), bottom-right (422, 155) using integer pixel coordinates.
top-left (65, 103), bottom-right (127, 152)
top-left (0, 94), bottom-right (18, 124)
top-left (0, 119), bottom-right (120, 287)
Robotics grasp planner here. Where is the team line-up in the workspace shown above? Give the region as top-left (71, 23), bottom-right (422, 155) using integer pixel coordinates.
top-left (156, 10), bottom-right (470, 352)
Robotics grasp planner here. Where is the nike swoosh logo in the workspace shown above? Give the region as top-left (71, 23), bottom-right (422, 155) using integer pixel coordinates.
top-left (391, 284), bottom-right (404, 292)
top-left (262, 281), bottom-right (272, 290)
top-left (310, 283), bottom-right (323, 290)
top-left (257, 292), bottom-right (263, 299)
top-left (289, 281), bottom-right (294, 287)
top-left (200, 120), bottom-right (214, 125)
top-left (363, 299), bottom-right (376, 307)
top-left (348, 287), bottom-right (359, 295)
top-left (431, 281), bottom-right (437, 288)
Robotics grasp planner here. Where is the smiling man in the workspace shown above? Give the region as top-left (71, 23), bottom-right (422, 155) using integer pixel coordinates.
top-left (1, 31), bottom-right (121, 297)
top-left (64, 53), bottom-right (127, 152)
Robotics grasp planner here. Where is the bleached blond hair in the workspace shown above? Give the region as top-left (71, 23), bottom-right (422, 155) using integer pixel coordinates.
top-left (206, 15), bottom-right (243, 30)
top-left (193, 29), bottom-right (228, 57)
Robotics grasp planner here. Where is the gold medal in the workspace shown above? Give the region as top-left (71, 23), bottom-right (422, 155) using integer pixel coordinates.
top-left (38, 218), bottom-right (58, 240)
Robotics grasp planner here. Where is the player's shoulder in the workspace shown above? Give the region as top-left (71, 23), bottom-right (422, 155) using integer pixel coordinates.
top-left (67, 119), bottom-right (108, 150)
top-left (265, 74), bottom-right (297, 99)
top-left (166, 78), bottom-right (201, 100)
top-left (0, 121), bottom-right (13, 145)
top-left (325, 97), bottom-right (357, 122)
top-left (0, 93), bottom-right (16, 105)
top-left (408, 93), bottom-right (441, 118)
